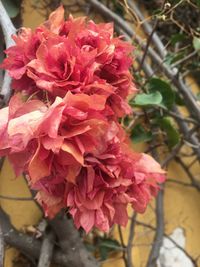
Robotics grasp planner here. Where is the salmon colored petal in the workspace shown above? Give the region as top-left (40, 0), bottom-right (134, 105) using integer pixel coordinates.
top-left (28, 143), bottom-right (50, 182)
top-left (42, 5), bottom-right (64, 34)
top-left (61, 141), bottom-right (84, 165)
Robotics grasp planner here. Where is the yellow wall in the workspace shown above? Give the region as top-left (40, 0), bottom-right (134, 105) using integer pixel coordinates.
top-left (1, 1), bottom-right (200, 266)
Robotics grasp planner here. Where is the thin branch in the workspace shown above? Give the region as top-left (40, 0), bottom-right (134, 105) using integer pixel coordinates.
top-left (127, 0), bottom-right (167, 58)
top-left (0, 0), bottom-right (16, 104)
top-left (175, 157), bottom-right (200, 191)
top-left (0, 208), bottom-right (98, 267)
top-left (115, 27), bottom-right (200, 159)
top-left (136, 220), bottom-right (198, 267)
top-left (146, 189), bottom-right (164, 267)
top-left (49, 210), bottom-right (100, 267)
top-left (38, 230), bottom-right (55, 267)
top-left (0, 1), bottom-right (16, 47)
top-left (161, 107), bottom-right (199, 126)
top-left (0, 224), bottom-right (4, 267)
top-left (166, 178), bottom-right (195, 188)
top-left (118, 225), bottom-right (128, 267)
top-left (145, 145), bottom-right (164, 267)
top-left (88, 0), bottom-right (200, 122)
top-left (127, 213), bottom-right (137, 267)
top-left (0, 194), bottom-right (34, 201)
top-left (161, 142), bottom-right (183, 168)
top-left (115, 21), bottom-right (200, 159)
top-left (171, 50), bottom-right (198, 68)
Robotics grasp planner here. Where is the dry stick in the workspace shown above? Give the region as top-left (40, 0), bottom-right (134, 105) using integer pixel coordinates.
top-left (138, 18), bottom-right (160, 72)
top-left (115, 23), bottom-right (200, 159)
top-left (37, 230), bottom-right (55, 267)
top-left (172, 106), bottom-right (200, 159)
top-left (146, 191), bottom-right (164, 267)
top-left (175, 157), bottom-right (200, 191)
top-left (171, 50), bottom-right (198, 68)
top-left (49, 211), bottom-right (100, 267)
top-left (88, 0), bottom-right (200, 122)
top-left (117, 225), bottom-right (128, 267)
top-left (127, 0), bottom-right (167, 58)
top-left (127, 213), bottom-right (137, 267)
top-left (0, 142), bottom-right (5, 267)
top-left (0, 224), bottom-right (4, 267)
top-left (145, 145), bottom-right (164, 267)
top-left (0, 207), bottom-right (98, 267)
top-left (124, 1), bottom-right (200, 158)
top-left (136, 220), bottom-right (198, 267)
top-left (0, 0), bottom-right (16, 103)
top-left (0, 194), bottom-right (34, 201)
top-left (166, 178), bottom-right (195, 188)
top-left (161, 142), bottom-right (183, 168)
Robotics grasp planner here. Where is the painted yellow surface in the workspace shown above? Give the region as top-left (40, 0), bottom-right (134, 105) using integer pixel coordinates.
top-left (1, 1), bottom-right (200, 266)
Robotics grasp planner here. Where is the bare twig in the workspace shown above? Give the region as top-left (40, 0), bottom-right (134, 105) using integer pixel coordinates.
top-left (138, 18), bottom-right (158, 72)
top-left (118, 225), bottom-right (128, 267)
top-left (161, 142), bottom-right (183, 168)
top-left (0, 224), bottom-right (4, 267)
top-left (0, 1), bottom-right (15, 47)
top-left (171, 50), bottom-right (198, 68)
top-left (145, 146), bottom-right (164, 267)
top-left (38, 230), bottom-right (55, 267)
top-left (0, 208), bottom-right (98, 267)
top-left (136, 220), bottom-right (198, 267)
top-left (0, 157), bottom-right (4, 171)
top-left (88, 0), bottom-right (200, 122)
top-left (0, 194), bottom-right (34, 201)
top-left (49, 211), bottom-right (100, 267)
top-left (175, 157), bottom-right (200, 191)
top-left (127, 1), bottom-right (167, 58)
top-left (127, 213), bottom-right (137, 267)
top-left (166, 178), bottom-right (195, 188)
top-left (0, 0), bottom-right (16, 103)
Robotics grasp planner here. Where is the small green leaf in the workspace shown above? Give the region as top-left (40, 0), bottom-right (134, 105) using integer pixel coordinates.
top-left (131, 91), bottom-right (162, 107)
top-left (164, 52), bottom-right (185, 65)
top-left (196, 0), bottom-right (200, 8)
top-left (131, 124), bottom-right (153, 144)
top-left (85, 243), bottom-right (96, 253)
top-left (2, 0), bottom-right (20, 18)
top-left (174, 92), bottom-right (185, 106)
top-left (157, 117), bottom-right (180, 148)
top-left (193, 37), bottom-right (200, 53)
top-left (98, 239), bottom-right (121, 260)
top-left (170, 33), bottom-right (186, 45)
top-left (147, 78), bottom-right (175, 109)
top-left (111, 0), bottom-right (125, 16)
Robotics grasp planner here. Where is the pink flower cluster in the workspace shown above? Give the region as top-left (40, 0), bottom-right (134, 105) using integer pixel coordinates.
top-left (0, 6), bottom-right (165, 233)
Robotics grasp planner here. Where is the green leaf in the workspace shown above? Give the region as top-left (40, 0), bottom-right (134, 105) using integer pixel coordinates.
top-left (131, 124), bottom-right (153, 144)
top-left (193, 37), bottom-right (200, 53)
top-left (111, 0), bottom-right (125, 16)
top-left (2, 0), bottom-right (20, 18)
top-left (196, 0), bottom-right (200, 8)
top-left (131, 91), bottom-right (163, 107)
top-left (174, 92), bottom-right (185, 106)
top-left (170, 33), bottom-right (186, 45)
top-left (197, 92), bottom-right (200, 101)
top-left (164, 52), bottom-right (185, 65)
top-left (98, 239), bottom-right (121, 260)
top-left (147, 78), bottom-right (175, 109)
top-left (85, 243), bottom-right (96, 253)
top-left (156, 117), bottom-right (180, 148)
